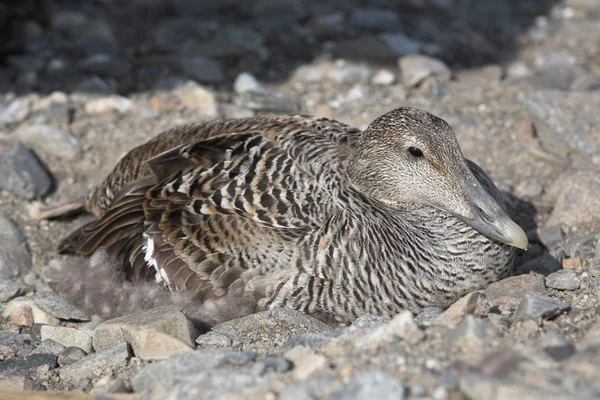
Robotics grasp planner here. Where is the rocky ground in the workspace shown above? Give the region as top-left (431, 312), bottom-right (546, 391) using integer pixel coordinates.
top-left (1, 0), bottom-right (600, 399)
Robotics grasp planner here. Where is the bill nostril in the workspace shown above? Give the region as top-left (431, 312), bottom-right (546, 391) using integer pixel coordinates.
top-left (477, 206), bottom-right (493, 223)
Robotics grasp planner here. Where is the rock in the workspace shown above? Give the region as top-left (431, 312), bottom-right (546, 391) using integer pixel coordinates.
top-left (219, 103), bottom-right (254, 119)
top-left (9, 303), bottom-right (34, 327)
top-left (514, 179), bottom-right (544, 199)
top-left (545, 269), bottom-right (581, 290)
top-left (0, 281), bottom-right (28, 302)
top-left (506, 61), bottom-right (531, 79)
top-left (399, 55), bottom-right (451, 88)
top-left (286, 348), bottom-right (327, 380)
top-left (92, 306), bottom-right (195, 360)
top-left (0, 96), bottom-right (35, 126)
top-left (0, 212), bottom-right (32, 279)
top-left (546, 170), bottom-right (600, 229)
top-left (333, 36), bottom-right (399, 62)
top-left (536, 226), bottom-right (564, 248)
top-left (33, 291), bottom-right (90, 321)
top-left (131, 348), bottom-right (234, 392)
top-left (484, 274), bottom-right (545, 309)
top-left (279, 376), bottom-right (336, 400)
top-left (311, 12), bottom-right (345, 36)
top-left (447, 316), bottom-right (496, 351)
top-left (51, 10), bottom-right (88, 38)
top-left (348, 8), bottom-right (400, 31)
top-left (515, 253), bottom-right (562, 275)
top-left (434, 291), bottom-right (485, 326)
top-left (355, 310), bottom-right (424, 348)
top-left (59, 342), bottom-right (130, 386)
top-left (252, 356), bottom-right (293, 375)
top-left (79, 54), bottom-right (131, 78)
top-left (514, 292), bottom-right (570, 325)
top-left (371, 69), bottom-right (396, 86)
top-left (0, 143), bottom-right (53, 200)
top-left (0, 332), bottom-right (25, 358)
top-left (85, 95), bottom-right (133, 115)
top-left (173, 81), bottom-right (219, 119)
top-left (540, 332), bottom-right (576, 361)
top-left (352, 314), bottom-right (386, 328)
top-left (195, 332), bottom-right (235, 348)
top-left (233, 71), bottom-right (262, 94)
top-left (459, 374), bottom-right (583, 400)
top-left (77, 76), bottom-right (114, 94)
top-left (2, 298), bottom-right (59, 326)
top-left (212, 309), bottom-right (331, 344)
top-left (562, 257), bottom-right (582, 269)
top-left (6, 54), bottom-right (45, 72)
top-left (528, 62), bottom-right (600, 91)
top-left (0, 375), bottom-right (39, 390)
top-left (176, 57), bottom-right (224, 84)
top-left (0, 353), bottom-right (57, 379)
top-left (235, 88), bottom-right (300, 114)
top-left (327, 62), bottom-right (372, 84)
top-left (415, 307), bottom-right (444, 326)
top-left (57, 346), bottom-right (87, 367)
top-left (330, 371), bottom-right (405, 400)
top-left (219, 351), bottom-right (257, 367)
top-left (379, 33), bottom-right (421, 57)
top-left (40, 326), bottom-right (93, 353)
top-left (30, 339), bottom-right (66, 356)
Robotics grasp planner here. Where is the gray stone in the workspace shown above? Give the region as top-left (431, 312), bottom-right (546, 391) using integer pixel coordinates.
top-left (77, 76), bottom-right (114, 94)
top-left (59, 342), bottom-right (130, 385)
top-left (40, 325), bottom-right (93, 353)
top-left (528, 62), bottom-right (600, 91)
top-left (252, 356), bottom-right (293, 375)
top-left (0, 96), bottom-right (35, 126)
top-left (331, 370), bottom-right (405, 400)
top-left (434, 291), bottom-right (485, 326)
top-left (447, 316), bottom-right (496, 350)
top-left (51, 10), bottom-right (88, 38)
top-left (176, 57), bottom-right (224, 84)
top-left (195, 331), bottom-right (235, 348)
top-left (30, 339), bottom-right (66, 356)
top-left (371, 69), bottom-right (397, 86)
top-left (399, 55), bottom-right (451, 88)
top-left (131, 348), bottom-right (234, 392)
top-left (7, 55), bottom-right (45, 72)
top-left (355, 310), bottom-right (424, 348)
top-left (484, 274), bottom-right (545, 308)
top-left (218, 27), bottom-right (265, 53)
top-left (0, 143), bottom-right (53, 200)
top-left (213, 309), bottom-right (331, 344)
top-left (327, 63), bottom-right (372, 84)
top-left (459, 374), bottom-right (583, 400)
top-left (79, 54), bottom-right (131, 78)
top-left (333, 36), bottom-right (399, 62)
top-left (0, 353), bottom-right (57, 379)
top-left (33, 291), bottom-right (90, 321)
top-left (546, 170), bottom-right (600, 229)
top-left (235, 88), bottom-right (300, 114)
top-left (57, 346), bottom-right (87, 366)
top-left (348, 8), bottom-right (400, 31)
top-left (0, 332), bottom-right (25, 358)
top-left (514, 292), bottom-right (570, 325)
top-left (536, 226), bottom-right (564, 248)
top-left (174, 80), bottom-right (219, 119)
top-left (545, 269), bottom-right (581, 291)
top-left (379, 33), bottom-right (421, 57)
top-left (0, 375), bottom-right (39, 390)
top-left (415, 307), bottom-right (444, 326)
top-left (352, 314), bottom-right (386, 328)
top-left (233, 71), bottom-right (262, 94)
top-left (515, 253), bottom-right (561, 275)
top-left (219, 351), bottom-right (257, 367)
top-left (279, 376), bottom-right (335, 400)
top-left (282, 332), bottom-right (332, 352)
top-left (541, 332), bottom-right (576, 361)
top-left (93, 306), bottom-right (195, 360)
top-left (514, 179), bottom-right (544, 199)
top-left (0, 280), bottom-right (28, 302)
top-left (0, 212), bottom-right (32, 279)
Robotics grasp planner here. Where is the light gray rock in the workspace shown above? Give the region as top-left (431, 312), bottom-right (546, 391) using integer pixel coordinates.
top-left (40, 326), bottom-right (93, 353)
top-left (546, 170), bottom-right (600, 229)
top-left (219, 351), bottom-right (257, 367)
top-left (331, 371), bottom-right (404, 400)
top-left (233, 71), bottom-right (262, 94)
top-left (484, 274), bottom-right (545, 309)
top-left (252, 356), bottom-right (293, 375)
top-left (33, 291), bottom-right (90, 321)
top-left (235, 88), bottom-right (300, 114)
top-left (16, 124), bottom-right (81, 161)
top-left (536, 226), bottom-right (564, 248)
top-left (92, 306), bottom-right (195, 360)
top-left (132, 348), bottom-right (234, 392)
top-left (459, 374), bottom-right (583, 400)
top-left (0, 96), bottom-right (35, 126)
top-left (371, 69), bottom-right (397, 86)
top-left (30, 339), bottom-right (66, 356)
top-left (59, 342), bottom-right (130, 386)
top-left (434, 291), bottom-right (486, 326)
top-left (0, 143), bottom-right (53, 200)
top-left (196, 331), bottom-right (235, 348)
top-left (0, 280), bottom-right (29, 302)
top-left (0, 212), bottom-right (32, 279)
top-left (352, 314), bottom-right (386, 328)
top-left (327, 63), bottom-right (372, 84)
top-left (545, 269), bottom-right (581, 290)
top-left (0, 375), bottom-right (39, 391)
top-left (399, 55), bottom-right (451, 88)
top-left (173, 80), bottom-right (219, 119)
top-left (279, 376), bottom-right (336, 400)
top-left (415, 307), bottom-right (444, 326)
top-left (528, 62), bottom-right (600, 91)
top-left (57, 346), bottom-right (87, 366)
top-left (514, 292), bottom-right (570, 325)
top-left (0, 353), bottom-right (57, 379)
top-left (355, 310), bottom-right (424, 348)
top-left (447, 316), bottom-right (497, 350)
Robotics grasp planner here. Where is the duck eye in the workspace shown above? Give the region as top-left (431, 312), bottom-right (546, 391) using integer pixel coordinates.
top-left (408, 147), bottom-right (424, 158)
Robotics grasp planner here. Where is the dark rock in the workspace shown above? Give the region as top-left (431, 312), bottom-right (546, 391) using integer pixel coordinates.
top-left (59, 342), bottom-right (130, 386)
top-left (333, 36), bottom-right (399, 62)
top-left (219, 351), bottom-right (257, 367)
top-left (379, 33), bottom-right (421, 57)
top-left (0, 212), bottom-right (32, 279)
top-left (176, 57), bottom-right (224, 84)
top-left (541, 332), bottom-right (576, 361)
top-left (0, 353), bottom-right (57, 379)
top-left (57, 346), bottom-right (87, 367)
top-left (79, 54), bottom-right (131, 78)
top-left (283, 333), bottom-right (332, 352)
top-left (195, 332), bottom-right (235, 348)
top-left (30, 339), bottom-right (66, 356)
top-left (77, 76), bottom-right (114, 94)
top-left (6, 55), bottom-right (45, 72)
top-left (0, 142), bottom-right (53, 199)
top-left (252, 356), bottom-right (293, 375)
top-left (0, 332), bottom-right (25, 358)
top-left (0, 281), bottom-right (28, 302)
top-left (33, 291), bottom-right (90, 322)
top-left (515, 253), bottom-right (561, 275)
top-left (330, 370), bottom-right (405, 400)
top-left (545, 269), bottom-right (581, 291)
top-left (348, 8), bottom-right (400, 31)
top-left (514, 292), bottom-right (570, 325)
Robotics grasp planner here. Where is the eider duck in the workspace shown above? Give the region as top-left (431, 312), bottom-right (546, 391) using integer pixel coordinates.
top-left (56, 107), bottom-right (528, 325)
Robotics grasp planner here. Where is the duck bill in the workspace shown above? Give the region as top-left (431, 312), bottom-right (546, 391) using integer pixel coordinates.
top-left (458, 181), bottom-right (529, 250)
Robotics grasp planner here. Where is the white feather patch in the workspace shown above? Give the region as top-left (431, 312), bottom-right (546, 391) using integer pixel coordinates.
top-left (142, 233), bottom-right (162, 283)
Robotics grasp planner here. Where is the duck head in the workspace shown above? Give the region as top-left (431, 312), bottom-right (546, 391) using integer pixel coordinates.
top-left (347, 107), bottom-right (528, 250)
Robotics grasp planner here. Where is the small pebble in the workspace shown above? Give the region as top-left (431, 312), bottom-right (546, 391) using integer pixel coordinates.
top-left (545, 269), bottom-right (581, 290)
top-left (371, 69), bottom-right (396, 86)
top-left (57, 346), bottom-right (88, 366)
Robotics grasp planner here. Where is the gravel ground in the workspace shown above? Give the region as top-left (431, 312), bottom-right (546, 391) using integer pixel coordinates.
top-left (1, 0), bottom-right (600, 398)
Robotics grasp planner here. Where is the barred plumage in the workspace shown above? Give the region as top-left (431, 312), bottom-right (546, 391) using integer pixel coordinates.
top-left (57, 107), bottom-right (527, 325)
